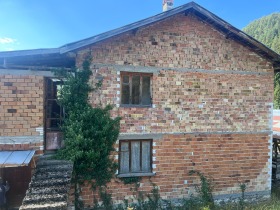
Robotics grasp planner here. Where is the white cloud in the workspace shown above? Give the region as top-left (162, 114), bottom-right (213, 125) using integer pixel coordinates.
top-left (0, 37), bottom-right (17, 44)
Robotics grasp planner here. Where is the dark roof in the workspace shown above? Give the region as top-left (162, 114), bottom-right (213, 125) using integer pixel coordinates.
top-left (0, 48), bottom-right (60, 57)
top-left (0, 48), bottom-right (75, 69)
top-left (1, 1), bottom-right (280, 69)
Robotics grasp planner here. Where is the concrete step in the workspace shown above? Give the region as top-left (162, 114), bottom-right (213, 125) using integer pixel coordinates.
top-left (37, 159), bottom-right (72, 167)
top-left (33, 170), bottom-right (72, 180)
top-left (29, 178), bottom-right (71, 188)
top-left (19, 155), bottom-right (73, 210)
top-left (22, 194), bottom-right (67, 205)
top-left (20, 202), bottom-right (67, 210)
top-left (26, 182), bottom-right (69, 195)
top-left (34, 165), bottom-right (72, 174)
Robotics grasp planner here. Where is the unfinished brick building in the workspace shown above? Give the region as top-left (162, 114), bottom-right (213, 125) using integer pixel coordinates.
top-left (1, 2), bottom-right (280, 207)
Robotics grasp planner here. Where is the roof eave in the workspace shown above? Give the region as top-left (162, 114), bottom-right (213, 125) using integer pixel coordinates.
top-left (0, 48), bottom-right (60, 58)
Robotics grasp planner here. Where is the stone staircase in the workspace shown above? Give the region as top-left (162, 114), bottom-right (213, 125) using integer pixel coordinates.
top-left (20, 156), bottom-right (73, 210)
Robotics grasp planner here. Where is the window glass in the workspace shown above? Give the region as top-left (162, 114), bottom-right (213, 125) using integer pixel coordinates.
top-left (142, 76), bottom-right (151, 105)
top-left (121, 76), bottom-right (130, 104)
top-left (122, 75), bottom-right (129, 84)
top-left (120, 142), bottom-right (129, 174)
top-left (131, 141), bottom-right (141, 172)
top-left (132, 75), bottom-right (140, 104)
top-left (142, 141), bottom-right (151, 172)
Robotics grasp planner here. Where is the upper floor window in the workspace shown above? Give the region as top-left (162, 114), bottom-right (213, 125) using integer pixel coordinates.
top-left (121, 72), bottom-right (152, 106)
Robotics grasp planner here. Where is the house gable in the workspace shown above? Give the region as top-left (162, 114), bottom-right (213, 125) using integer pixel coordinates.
top-left (72, 8), bottom-right (274, 205)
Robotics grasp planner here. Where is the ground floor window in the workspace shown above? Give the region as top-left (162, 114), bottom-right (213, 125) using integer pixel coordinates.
top-left (119, 139), bottom-right (152, 174)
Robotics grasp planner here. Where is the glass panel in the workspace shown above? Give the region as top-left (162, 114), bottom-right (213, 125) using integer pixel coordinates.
top-left (121, 84), bottom-right (130, 104)
top-left (46, 99), bottom-right (62, 129)
top-left (132, 76), bottom-right (140, 104)
top-left (122, 75), bottom-right (129, 84)
top-left (142, 76), bottom-right (151, 105)
top-left (121, 142), bottom-right (129, 151)
top-left (120, 142), bottom-right (129, 173)
top-left (131, 141), bottom-right (141, 172)
top-left (56, 84), bottom-right (63, 100)
top-left (50, 119), bottom-right (61, 128)
top-left (121, 75), bottom-right (130, 104)
top-left (51, 100), bottom-right (61, 118)
top-left (142, 141), bottom-right (151, 172)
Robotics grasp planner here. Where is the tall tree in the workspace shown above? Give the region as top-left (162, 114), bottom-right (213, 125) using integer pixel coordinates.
top-left (243, 13), bottom-right (280, 108)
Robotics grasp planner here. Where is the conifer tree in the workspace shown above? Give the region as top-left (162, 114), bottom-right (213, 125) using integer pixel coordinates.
top-left (243, 13), bottom-right (280, 108)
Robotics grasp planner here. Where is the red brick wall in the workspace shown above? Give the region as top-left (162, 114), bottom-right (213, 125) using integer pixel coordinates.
top-left (0, 74), bottom-right (44, 154)
top-left (0, 75), bottom-right (44, 136)
top-left (87, 67), bottom-right (272, 134)
top-left (74, 13), bottom-right (274, 205)
top-left (76, 133), bottom-right (271, 206)
top-left (78, 14), bottom-right (274, 134)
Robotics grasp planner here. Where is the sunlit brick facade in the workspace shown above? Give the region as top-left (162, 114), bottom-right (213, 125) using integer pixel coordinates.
top-left (75, 14), bottom-right (274, 205)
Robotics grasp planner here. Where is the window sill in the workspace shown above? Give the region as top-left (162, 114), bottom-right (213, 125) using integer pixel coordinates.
top-left (117, 172), bottom-right (156, 178)
top-left (120, 104), bottom-right (152, 108)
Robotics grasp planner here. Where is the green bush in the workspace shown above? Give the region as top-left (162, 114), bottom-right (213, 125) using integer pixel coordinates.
top-left (55, 58), bottom-right (120, 209)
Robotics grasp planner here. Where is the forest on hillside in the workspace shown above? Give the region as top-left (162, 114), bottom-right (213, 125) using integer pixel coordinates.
top-left (243, 13), bottom-right (280, 54)
top-left (243, 13), bottom-right (280, 108)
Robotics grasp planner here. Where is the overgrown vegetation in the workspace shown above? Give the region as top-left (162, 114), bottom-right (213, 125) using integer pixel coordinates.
top-left (243, 13), bottom-right (280, 108)
top-left (188, 170), bottom-right (214, 209)
top-left (238, 183), bottom-right (246, 210)
top-left (120, 177), bottom-right (142, 185)
top-left (92, 172), bottom-right (280, 210)
top-left (55, 58), bottom-right (120, 209)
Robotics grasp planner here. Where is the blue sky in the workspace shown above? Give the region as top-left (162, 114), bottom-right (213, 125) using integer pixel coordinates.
top-left (0, 0), bottom-right (279, 51)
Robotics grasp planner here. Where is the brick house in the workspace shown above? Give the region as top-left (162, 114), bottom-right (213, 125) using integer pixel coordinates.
top-left (1, 2), bottom-right (280, 207)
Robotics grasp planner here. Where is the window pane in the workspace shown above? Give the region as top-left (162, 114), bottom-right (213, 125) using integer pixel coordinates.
top-left (142, 141), bottom-right (151, 172)
top-left (132, 76), bottom-right (140, 104)
top-left (120, 142), bottom-right (129, 173)
top-left (142, 76), bottom-right (151, 105)
top-left (122, 75), bottom-right (129, 84)
top-left (131, 141), bottom-right (141, 172)
top-left (121, 84), bottom-right (130, 104)
top-left (121, 75), bottom-right (130, 104)
top-left (121, 142), bottom-right (129, 151)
